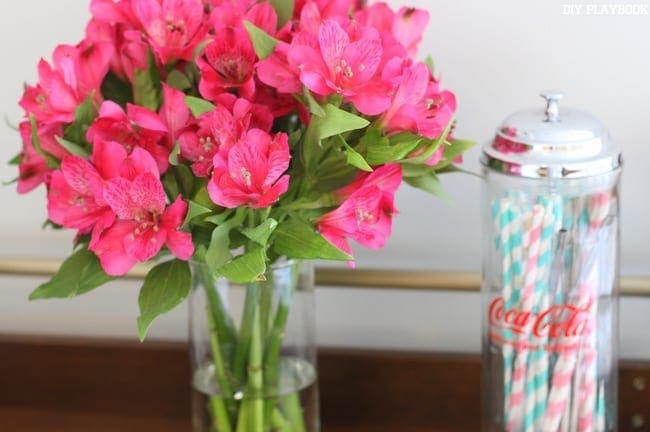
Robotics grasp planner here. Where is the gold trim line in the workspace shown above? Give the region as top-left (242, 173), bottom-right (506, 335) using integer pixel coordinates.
top-left (0, 257), bottom-right (647, 297)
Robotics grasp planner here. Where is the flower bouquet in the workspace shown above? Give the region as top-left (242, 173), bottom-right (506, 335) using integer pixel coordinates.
top-left (10, 0), bottom-right (472, 430)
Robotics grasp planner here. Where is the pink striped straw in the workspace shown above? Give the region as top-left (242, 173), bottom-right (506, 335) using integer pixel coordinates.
top-left (578, 193), bottom-right (611, 431)
top-left (506, 204), bottom-right (544, 431)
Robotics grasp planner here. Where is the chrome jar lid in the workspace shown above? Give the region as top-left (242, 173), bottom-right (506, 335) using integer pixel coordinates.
top-left (481, 91), bottom-right (622, 178)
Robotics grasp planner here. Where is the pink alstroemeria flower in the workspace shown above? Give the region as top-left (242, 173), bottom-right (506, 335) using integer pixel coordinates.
top-left (207, 129), bottom-right (290, 209)
top-left (87, 101), bottom-right (171, 172)
top-left (91, 177), bottom-right (194, 276)
top-left (317, 164), bottom-right (402, 257)
top-left (86, 18), bottom-right (148, 81)
top-left (197, 1), bottom-right (278, 101)
top-left (128, 0), bottom-right (209, 65)
top-left (179, 96), bottom-right (273, 177)
top-left (380, 60), bottom-right (456, 140)
top-left (17, 122), bottom-right (68, 194)
top-left (288, 20), bottom-right (391, 115)
top-left (355, 3), bottom-right (429, 58)
top-left (159, 84), bottom-right (191, 147)
top-left (294, 0), bottom-right (360, 21)
top-left (20, 41), bottom-right (113, 124)
top-left (47, 140), bottom-right (160, 247)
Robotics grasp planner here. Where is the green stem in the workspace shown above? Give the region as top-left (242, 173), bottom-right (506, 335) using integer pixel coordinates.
top-left (196, 265), bottom-right (237, 431)
top-left (205, 288), bottom-right (237, 426)
top-left (264, 265), bottom-right (301, 429)
top-left (210, 396), bottom-right (233, 432)
top-left (233, 284), bottom-right (260, 383)
top-left (281, 393), bottom-right (307, 432)
top-left (249, 305), bottom-right (265, 431)
top-left (271, 407), bottom-right (293, 431)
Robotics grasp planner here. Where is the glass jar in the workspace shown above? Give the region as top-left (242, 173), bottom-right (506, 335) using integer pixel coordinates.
top-left (481, 91), bottom-right (622, 432)
top-left (189, 260), bottom-right (319, 432)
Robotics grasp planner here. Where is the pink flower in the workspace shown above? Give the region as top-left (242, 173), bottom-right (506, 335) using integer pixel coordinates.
top-left (295, 0), bottom-right (360, 20)
top-left (355, 3), bottom-right (429, 58)
top-left (179, 96), bottom-right (273, 177)
top-left (257, 42), bottom-right (302, 94)
top-left (317, 164), bottom-right (402, 256)
top-left (197, 26), bottom-right (257, 100)
top-left (91, 179), bottom-right (194, 276)
top-left (17, 122), bottom-right (68, 194)
top-left (287, 20), bottom-right (391, 115)
top-left (86, 17), bottom-right (148, 82)
top-left (380, 60), bottom-right (456, 140)
top-left (87, 101), bottom-right (171, 172)
top-left (46, 140), bottom-right (160, 247)
top-left (128, 0), bottom-right (209, 65)
top-left (159, 84), bottom-right (191, 147)
top-left (19, 42), bottom-right (113, 124)
top-left (207, 129), bottom-right (290, 209)
top-left (197, 1), bottom-right (277, 101)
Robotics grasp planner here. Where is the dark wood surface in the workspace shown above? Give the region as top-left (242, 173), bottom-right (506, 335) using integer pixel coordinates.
top-left (0, 336), bottom-right (648, 431)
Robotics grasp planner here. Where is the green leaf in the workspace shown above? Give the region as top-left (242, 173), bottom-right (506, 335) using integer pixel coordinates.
top-left (240, 218), bottom-right (278, 247)
top-left (137, 259), bottom-right (192, 341)
top-left (174, 164), bottom-right (195, 197)
top-left (282, 193), bottom-right (336, 211)
top-left (29, 115), bottom-right (59, 169)
top-left (183, 200), bottom-right (212, 228)
top-left (302, 87), bottom-right (325, 117)
top-left (101, 71), bottom-right (133, 107)
top-left (243, 20), bottom-right (279, 60)
top-left (442, 138), bottom-right (475, 163)
top-left (55, 136), bottom-right (90, 159)
top-left (133, 51), bottom-right (162, 111)
top-left (401, 117), bottom-right (455, 165)
top-left (273, 218), bottom-right (352, 261)
top-left (2, 177), bottom-right (18, 186)
top-left (192, 39), bottom-right (211, 60)
top-left (218, 247), bottom-right (267, 283)
top-left (64, 96), bottom-right (97, 144)
top-left (405, 170), bottom-right (451, 203)
top-left (315, 104), bottom-right (370, 140)
top-left (4, 115), bottom-right (19, 131)
top-left (337, 135), bottom-right (372, 172)
top-left (161, 171), bottom-right (180, 199)
top-left (185, 96), bottom-right (215, 117)
top-left (401, 163), bottom-right (431, 178)
top-left (166, 69), bottom-right (192, 91)
top-left (168, 141), bottom-right (181, 166)
top-left (269, 0), bottom-right (295, 28)
top-left (8, 153), bottom-right (21, 166)
top-left (366, 131), bottom-right (422, 165)
top-left (29, 249), bottom-right (114, 300)
top-left (205, 209), bottom-right (247, 272)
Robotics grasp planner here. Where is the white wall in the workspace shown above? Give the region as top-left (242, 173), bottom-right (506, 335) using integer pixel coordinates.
top-left (0, 0), bottom-right (648, 356)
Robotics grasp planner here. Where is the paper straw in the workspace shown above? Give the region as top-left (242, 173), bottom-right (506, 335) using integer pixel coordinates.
top-left (596, 382), bottom-right (606, 432)
top-left (577, 193), bottom-right (611, 431)
top-left (528, 199), bottom-right (556, 430)
top-left (506, 204), bottom-right (544, 431)
top-left (493, 198), bottom-right (522, 423)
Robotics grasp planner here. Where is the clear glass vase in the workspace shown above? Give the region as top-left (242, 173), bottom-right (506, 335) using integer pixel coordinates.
top-left (189, 260), bottom-right (320, 432)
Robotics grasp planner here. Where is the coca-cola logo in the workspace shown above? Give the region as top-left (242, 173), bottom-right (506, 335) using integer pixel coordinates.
top-left (488, 296), bottom-right (594, 351)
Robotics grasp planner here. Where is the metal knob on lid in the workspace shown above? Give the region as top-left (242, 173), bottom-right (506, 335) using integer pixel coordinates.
top-left (481, 90), bottom-right (622, 178)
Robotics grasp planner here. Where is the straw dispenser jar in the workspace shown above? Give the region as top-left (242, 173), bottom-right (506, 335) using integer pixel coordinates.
top-left (481, 91), bottom-right (622, 432)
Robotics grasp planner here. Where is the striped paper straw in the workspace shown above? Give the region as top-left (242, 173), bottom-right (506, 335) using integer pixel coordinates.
top-left (506, 204), bottom-right (544, 431)
top-left (498, 198), bottom-right (521, 425)
top-left (578, 193), bottom-right (611, 431)
top-left (527, 199), bottom-right (556, 430)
